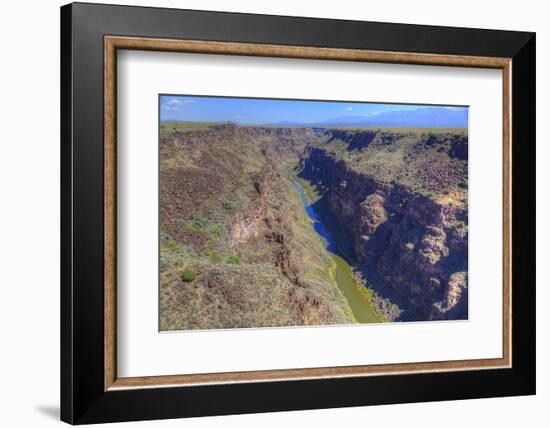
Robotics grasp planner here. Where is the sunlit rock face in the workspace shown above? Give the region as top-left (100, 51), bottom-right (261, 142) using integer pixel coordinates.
top-left (299, 135), bottom-right (468, 321)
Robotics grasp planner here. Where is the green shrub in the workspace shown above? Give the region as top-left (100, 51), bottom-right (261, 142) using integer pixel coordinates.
top-left (222, 200), bottom-right (238, 213)
top-left (181, 267), bottom-right (196, 282)
top-left (184, 213), bottom-right (225, 238)
top-left (210, 251), bottom-right (222, 262)
top-left (458, 179), bottom-right (468, 189)
top-left (227, 255), bottom-right (240, 265)
top-left (184, 213), bottom-right (208, 232)
top-left (207, 223), bottom-right (225, 238)
top-left (166, 239), bottom-right (178, 250)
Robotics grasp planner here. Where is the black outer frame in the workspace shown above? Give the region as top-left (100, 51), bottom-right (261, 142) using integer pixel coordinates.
top-left (60, 2), bottom-right (536, 424)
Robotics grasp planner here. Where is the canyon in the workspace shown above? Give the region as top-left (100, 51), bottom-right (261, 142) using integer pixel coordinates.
top-left (159, 123), bottom-right (468, 330)
top-left (299, 144), bottom-right (468, 320)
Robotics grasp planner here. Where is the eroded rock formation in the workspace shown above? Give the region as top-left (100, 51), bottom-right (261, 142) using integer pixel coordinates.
top-left (299, 146), bottom-right (468, 320)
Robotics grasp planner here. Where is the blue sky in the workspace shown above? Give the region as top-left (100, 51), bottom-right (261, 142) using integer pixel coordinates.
top-left (159, 95), bottom-right (468, 127)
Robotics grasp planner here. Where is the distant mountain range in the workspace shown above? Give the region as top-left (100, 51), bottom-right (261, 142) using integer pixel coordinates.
top-left (268, 107), bottom-right (468, 128)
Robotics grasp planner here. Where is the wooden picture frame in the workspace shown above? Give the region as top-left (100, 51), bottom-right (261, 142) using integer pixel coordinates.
top-left (61, 2), bottom-right (535, 424)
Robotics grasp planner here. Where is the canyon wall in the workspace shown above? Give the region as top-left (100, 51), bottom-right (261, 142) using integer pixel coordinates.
top-left (299, 146), bottom-right (468, 320)
top-left (160, 124), bottom-right (356, 330)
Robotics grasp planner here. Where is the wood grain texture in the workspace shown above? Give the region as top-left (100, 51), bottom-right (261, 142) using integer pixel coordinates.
top-left (104, 37), bottom-right (117, 391)
top-left (106, 36), bottom-right (511, 68)
top-left (111, 357), bottom-right (507, 389)
top-left (104, 35), bottom-right (512, 391)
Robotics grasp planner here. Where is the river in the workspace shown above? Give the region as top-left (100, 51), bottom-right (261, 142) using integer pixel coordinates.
top-left (293, 181), bottom-right (380, 323)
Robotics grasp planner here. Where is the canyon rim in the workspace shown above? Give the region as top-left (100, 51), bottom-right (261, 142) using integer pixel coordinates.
top-left (159, 95), bottom-right (469, 331)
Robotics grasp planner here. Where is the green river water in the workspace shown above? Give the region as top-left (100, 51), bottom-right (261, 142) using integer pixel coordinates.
top-left (293, 181), bottom-right (380, 323)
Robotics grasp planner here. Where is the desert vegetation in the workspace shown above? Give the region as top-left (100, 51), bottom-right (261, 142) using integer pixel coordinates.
top-left (159, 122), bottom-right (468, 330)
top-left (159, 124), bottom-right (357, 330)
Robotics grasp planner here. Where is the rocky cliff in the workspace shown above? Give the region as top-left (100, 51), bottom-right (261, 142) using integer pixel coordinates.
top-left (299, 144), bottom-right (468, 321)
top-left (160, 123), bottom-right (468, 328)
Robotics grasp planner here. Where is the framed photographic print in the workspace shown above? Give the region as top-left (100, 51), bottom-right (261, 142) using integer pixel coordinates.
top-left (60, 2), bottom-right (536, 424)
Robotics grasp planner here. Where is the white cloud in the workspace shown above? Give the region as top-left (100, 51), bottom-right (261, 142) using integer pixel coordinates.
top-left (345, 107), bottom-right (353, 111)
top-left (162, 98), bottom-right (196, 111)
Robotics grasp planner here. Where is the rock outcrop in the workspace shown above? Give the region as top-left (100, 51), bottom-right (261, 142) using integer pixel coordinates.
top-left (299, 146), bottom-right (468, 320)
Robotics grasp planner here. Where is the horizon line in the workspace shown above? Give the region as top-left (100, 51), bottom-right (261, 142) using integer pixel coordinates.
top-left (159, 119), bottom-right (468, 128)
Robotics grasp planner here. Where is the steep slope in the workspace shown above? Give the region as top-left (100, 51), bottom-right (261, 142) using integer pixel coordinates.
top-left (160, 123), bottom-right (469, 328)
top-left (299, 129), bottom-right (468, 320)
top-left (159, 124), bottom-right (355, 330)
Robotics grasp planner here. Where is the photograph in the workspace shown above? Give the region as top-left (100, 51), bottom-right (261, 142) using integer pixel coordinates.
top-left (0, 0), bottom-right (541, 426)
top-left (159, 95), bottom-right (469, 331)
top-left (50, 1), bottom-right (537, 425)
